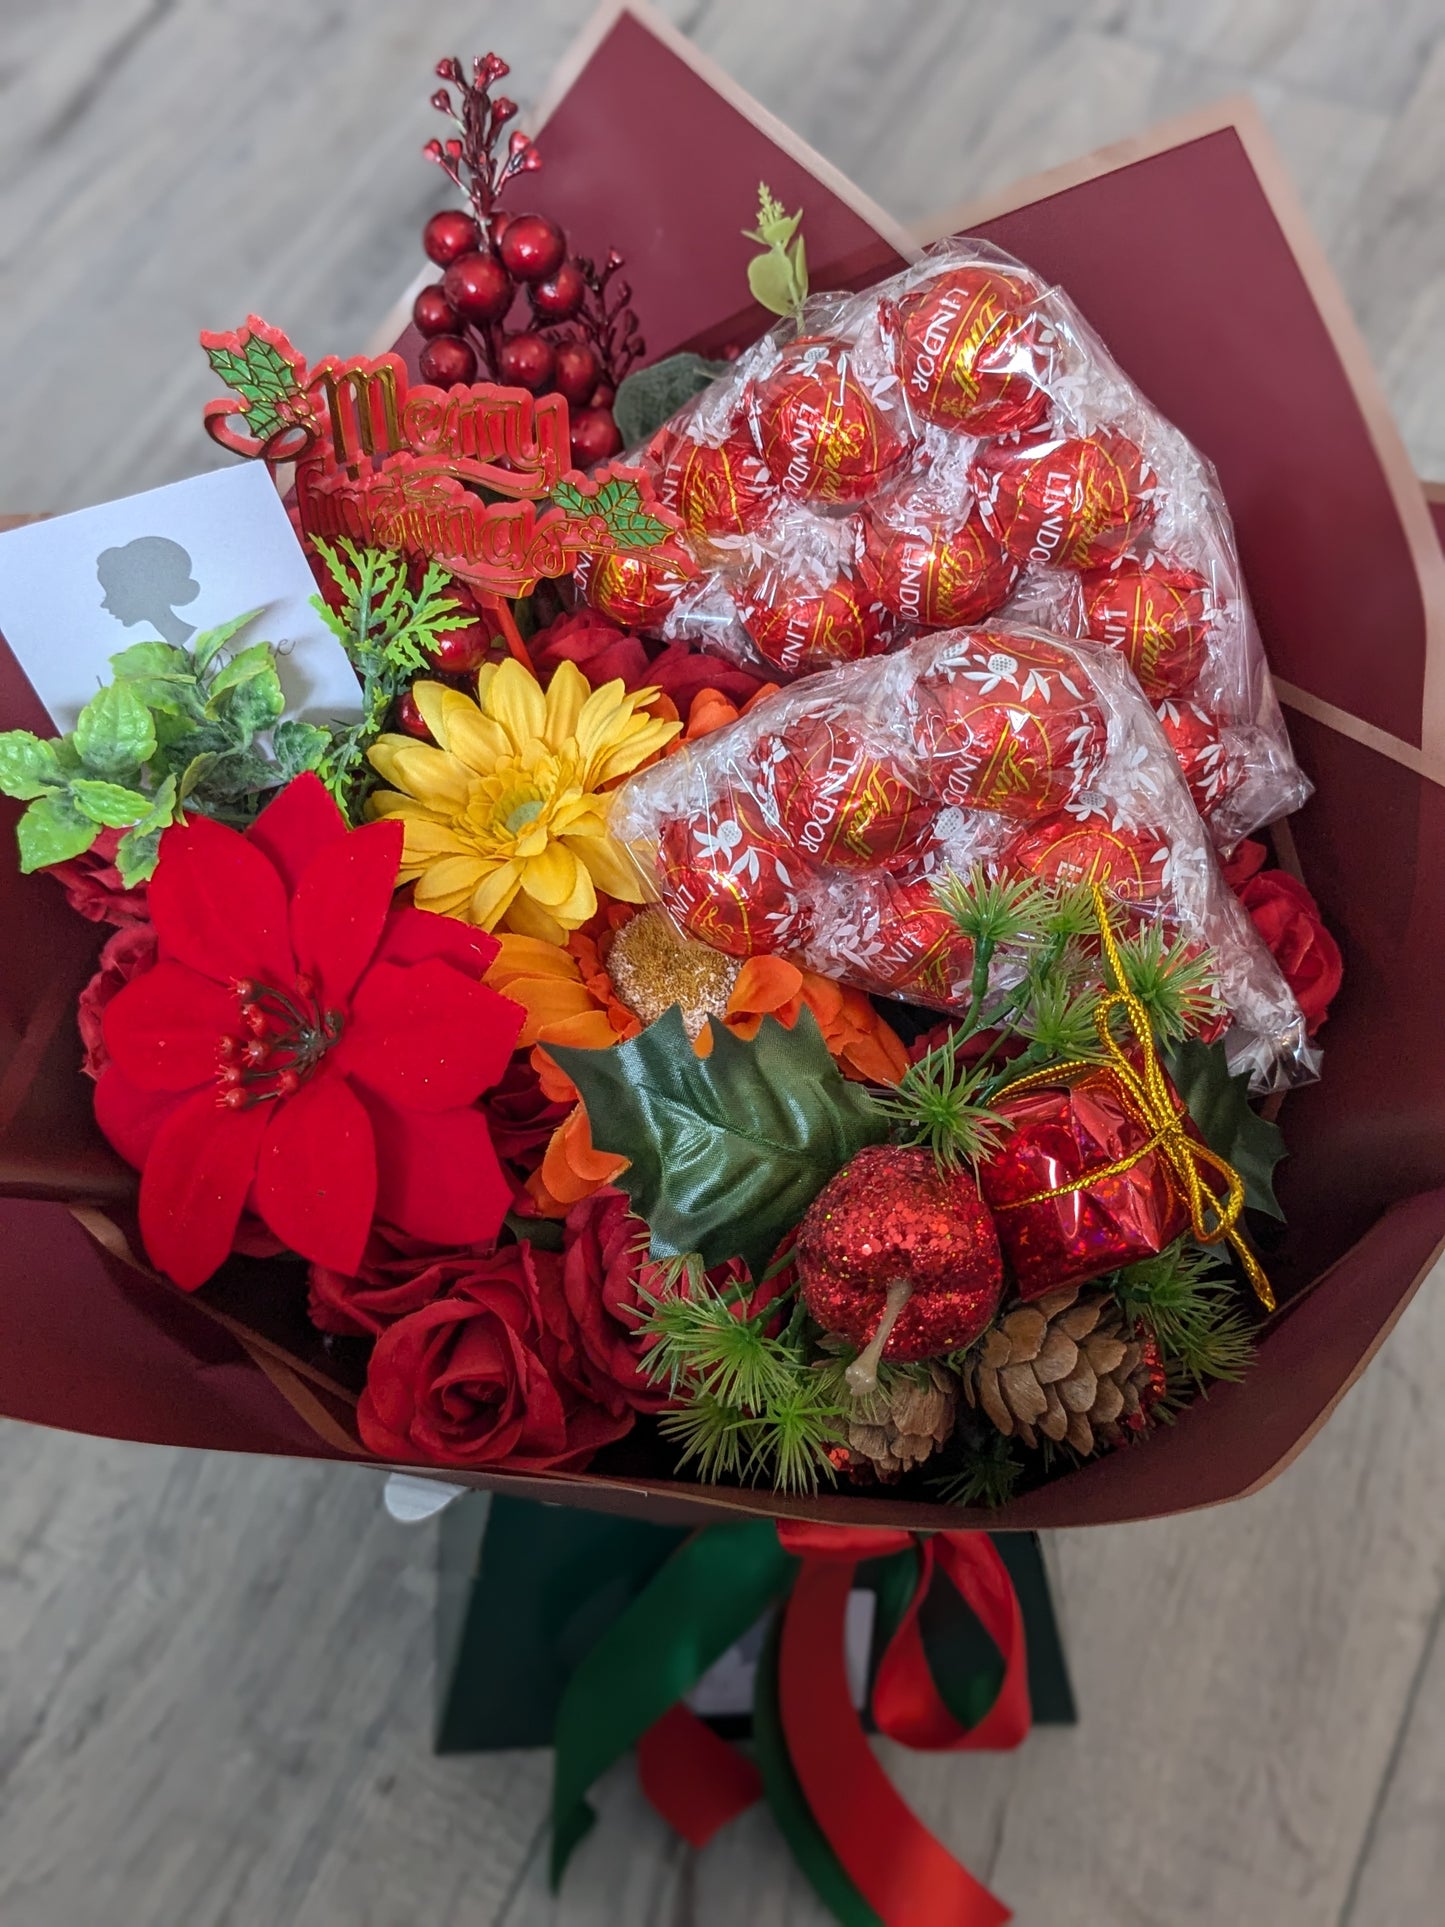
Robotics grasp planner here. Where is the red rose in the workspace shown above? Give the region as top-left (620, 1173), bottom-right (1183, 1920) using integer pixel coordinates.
top-left (1221, 837), bottom-right (1267, 891)
top-left (357, 1240), bottom-right (634, 1470)
top-left (77, 921), bottom-right (159, 1079)
top-left (309, 1228), bottom-right (493, 1338)
top-left (644, 641), bottom-right (770, 716)
top-left (482, 1053), bottom-right (571, 1167)
top-left (48, 826), bottom-right (151, 926)
top-left (1235, 868), bottom-right (1343, 1034)
top-left (530, 609), bottom-right (652, 691)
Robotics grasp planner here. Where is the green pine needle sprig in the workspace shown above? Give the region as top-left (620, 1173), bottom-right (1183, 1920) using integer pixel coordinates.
top-left (866, 1027), bottom-right (1007, 1170)
top-left (1110, 923), bottom-right (1224, 1046)
top-left (1112, 1241), bottom-right (1258, 1388)
top-left (934, 866), bottom-right (1049, 949)
top-left (633, 1263), bottom-right (795, 1410)
top-left (1015, 975), bottom-right (1105, 1062)
top-left (658, 1393), bottom-right (751, 1485)
top-left (932, 1431), bottom-right (1025, 1510)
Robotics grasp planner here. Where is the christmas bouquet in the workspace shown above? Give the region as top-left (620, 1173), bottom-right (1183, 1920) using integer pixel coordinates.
top-left (3, 9), bottom-right (1443, 1922)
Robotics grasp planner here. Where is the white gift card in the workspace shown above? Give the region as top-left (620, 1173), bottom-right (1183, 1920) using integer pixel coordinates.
top-left (0, 463), bottom-right (363, 733)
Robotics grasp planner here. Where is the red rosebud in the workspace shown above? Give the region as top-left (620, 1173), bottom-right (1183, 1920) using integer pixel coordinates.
top-left (1234, 868), bottom-right (1342, 1034)
top-left (77, 920), bottom-right (159, 1079)
top-left (46, 824), bottom-right (151, 926)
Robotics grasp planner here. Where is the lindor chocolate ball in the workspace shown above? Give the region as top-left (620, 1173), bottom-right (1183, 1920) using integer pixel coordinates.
top-left (858, 506), bottom-right (1021, 629)
top-left (1006, 808), bottom-right (1172, 906)
top-left (576, 548), bottom-right (691, 630)
top-left (753, 713), bottom-right (933, 872)
top-left (657, 794), bottom-right (815, 956)
top-left (658, 431), bottom-right (777, 543)
top-left (1081, 559), bottom-right (1213, 700)
top-left (797, 1145), bottom-right (1004, 1366)
top-left (1155, 698), bottom-right (1240, 820)
top-left (739, 571), bottom-right (883, 677)
top-left (906, 630), bottom-right (1108, 821)
top-left (889, 265), bottom-right (1052, 435)
top-left (972, 431), bottom-right (1156, 570)
top-left (830, 872), bottom-right (976, 1006)
top-left (750, 339), bottom-right (904, 506)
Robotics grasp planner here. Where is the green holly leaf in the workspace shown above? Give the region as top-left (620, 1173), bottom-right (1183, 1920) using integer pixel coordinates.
top-left (613, 352), bottom-right (731, 449)
top-left (68, 779), bottom-right (150, 828)
top-left (272, 719), bottom-right (331, 781)
top-left (1166, 1036), bottom-right (1287, 1221)
top-left (550, 1005), bottom-right (889, 1277)
top-left (552, 479), bottom-right (588, 517)
top-left (205, 335), bottom-right (305, 443)
top-left (73, 683), bottom-right (157, 779)
top-left (591, 476), bottom-right (672, 549)
top-left (0, 731), bottom-right (63, 800)
top-left (15, 792), bottom-right (100, 871)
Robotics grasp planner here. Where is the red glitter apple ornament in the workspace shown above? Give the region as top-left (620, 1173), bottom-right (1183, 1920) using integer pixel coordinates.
top-left (796, 1145), bottom-right (1004, 1384)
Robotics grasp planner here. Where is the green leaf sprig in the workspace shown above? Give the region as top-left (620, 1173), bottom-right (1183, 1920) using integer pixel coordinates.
top-left (1110, 1241), bottom-right (1258, 1390)
top-left (0, 612), bottom-right (311, 885)
top-left (306, 537), bottom-right (468, 819)
top-left (744, 183), bottom-right (808, 322)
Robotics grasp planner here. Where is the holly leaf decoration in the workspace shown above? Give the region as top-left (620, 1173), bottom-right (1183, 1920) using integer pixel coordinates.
top-left (553, 475), bottom-right (672, 550)
top-left (613, 351), bottom-right (731, 448)
top-left (203, 326), bottom-right (308, 444)
top-left (1166, 1036), bottom-right (1288, 1221)
top-left (550, 1005), bottom-right (889, 1277)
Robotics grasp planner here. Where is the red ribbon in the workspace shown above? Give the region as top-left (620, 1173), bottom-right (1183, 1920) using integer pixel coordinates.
top-left (639, 1522), bottom-right (1029, 1924)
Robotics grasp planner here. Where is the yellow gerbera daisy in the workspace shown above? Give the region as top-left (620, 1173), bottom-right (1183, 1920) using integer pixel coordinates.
top-left (366, 658), bottom-right (680, 944)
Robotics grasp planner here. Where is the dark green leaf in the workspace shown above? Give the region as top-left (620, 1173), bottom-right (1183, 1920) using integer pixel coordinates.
top-left (73, 683), bottom-right (157, 778)
top-left (193, 748), bottom-right (280, 801)
top-left (68, 778), bottom-right (149, 828)
top-left (550, 1006), bottom-right (889, 1277)
top-left (0, 731), bottom-right (62, 800)
top-left (1166, 1036), bottom-right (1287, 1221)
top-left (16, 792), bottom-right (99, 871)
top-left (613, 352), bottom-right (731, 448)
top-left (216, 664), bottom-right (285, 738)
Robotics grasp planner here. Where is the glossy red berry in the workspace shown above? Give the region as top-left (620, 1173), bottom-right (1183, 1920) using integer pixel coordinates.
top-left (418, 335), bottom-right (478, 388)
top-left (530, 261), bottom-right (586, 321)
top-left (591, 382), bottom-right (617, 409)
top-left (552, 340), bottom-right (602, 406)
top-left (497, 331), bottom-right (557, 393)
top-left (423, 209), bottom-right (483, 266)
top-left (394, 688), bottom-right (434, 740)
top-left (441, 249), bottom-right (513, 324)
top-left (412, 285), bottom-right (460, 338)
top-left (425, 619), bottom-right (491, 674)
top-left (498, 213), bottom-right (566, 284)
top-left (569, 407), bottom-right (624, 467)
top-left (488, 210), bottom-right (512, 252)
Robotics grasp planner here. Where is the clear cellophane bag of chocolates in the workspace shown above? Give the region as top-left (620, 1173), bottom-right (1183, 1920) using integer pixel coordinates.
top-left (610, 622), bottom-right (1318, 1093)
top-left (587, 238), bottom-right (1310, 852)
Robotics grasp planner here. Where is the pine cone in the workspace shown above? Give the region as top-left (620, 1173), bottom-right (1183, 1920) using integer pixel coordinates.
top-left (961, 1287), bottom-right (1161, 1457)
top-left (847, 1360), bottom-right (958, 1479)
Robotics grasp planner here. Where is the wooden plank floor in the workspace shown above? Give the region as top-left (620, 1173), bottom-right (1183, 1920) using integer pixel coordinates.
top-left (3, 3), bottom-right (1445, 1921)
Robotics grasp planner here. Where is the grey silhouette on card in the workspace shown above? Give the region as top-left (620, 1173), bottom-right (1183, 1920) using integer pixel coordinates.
top-left (96, 536), bottom-right (200, 646)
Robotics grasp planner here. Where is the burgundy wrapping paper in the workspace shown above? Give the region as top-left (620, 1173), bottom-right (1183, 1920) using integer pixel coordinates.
top-left (4, 8), bottom-right (1444, 1530)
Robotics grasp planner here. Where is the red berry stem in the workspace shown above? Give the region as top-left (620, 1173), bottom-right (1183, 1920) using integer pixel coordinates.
top-left (424, 52), bottom-right (540, 237)
top-left (571, 251), bottom-right (646, 389)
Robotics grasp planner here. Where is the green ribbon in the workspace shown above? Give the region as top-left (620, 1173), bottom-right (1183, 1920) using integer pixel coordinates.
top-left (753, 1607), bottom-right (883, 1926)
top-left (550, 1518), bottom-right (794, 1885)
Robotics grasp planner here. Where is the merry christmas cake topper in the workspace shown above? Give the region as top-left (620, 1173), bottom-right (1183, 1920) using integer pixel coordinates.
top-left (200, 316), bottom-right (692, 598)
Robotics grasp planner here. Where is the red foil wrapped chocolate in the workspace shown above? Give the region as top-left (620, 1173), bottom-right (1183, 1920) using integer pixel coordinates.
top-left (739, 570), bottom-right (883, 676)
top-left (972, 431), bottom-right (1156, 570)
top-left (830, 873), bottom-right (977, 1003)
top-left (888, 265), bottom-right (1052, 436)
top-left (755, 714), bottom-right (933, 871)
top-left (750, 339), bottom-right (904, 506)
top-left (1081, 559), bottom-right (1212, 700)
top-left (980, 1065), bottom-right (1194, 1297)
top-left (858, 506), bottom-right (1021, 629)
top-left (1155, 698), bottom-right (1240, 821)
top-left (657, 794), bottom-right (814, 956)
top-left (1007, 808), bottom-right (1172, 906)
top-left (658, 430), bottom-right (776, 543)
top-left (905, 630), bottom-right (1108, 820)
top-left (577, 548), bottom-right (692, 628)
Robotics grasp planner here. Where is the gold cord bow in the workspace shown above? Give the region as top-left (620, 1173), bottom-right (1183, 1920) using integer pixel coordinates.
top-left (990, 885), bottom-right (1274, 1311)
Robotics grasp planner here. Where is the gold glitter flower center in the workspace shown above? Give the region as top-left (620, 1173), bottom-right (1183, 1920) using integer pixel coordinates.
top-left (606, 908), bottom-right (742, 1039)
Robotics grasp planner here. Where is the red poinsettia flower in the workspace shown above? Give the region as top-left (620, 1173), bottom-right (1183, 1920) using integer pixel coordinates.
top-left (95, 774), bottom-right (524, 1290)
